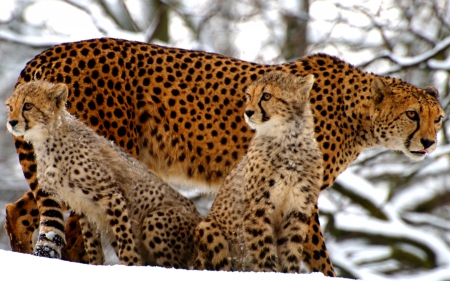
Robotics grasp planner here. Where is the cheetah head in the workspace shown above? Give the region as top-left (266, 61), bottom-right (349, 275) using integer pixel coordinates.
top-left (370, 77), bottom-right (445, 161)
top-left (6, 81), bottom-right (68, 141)
top-left (243, 72), bottom-right (315, 135)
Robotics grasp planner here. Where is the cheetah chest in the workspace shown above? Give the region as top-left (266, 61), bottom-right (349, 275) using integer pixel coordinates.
top-left (270, 171), bottom-right (313, 217)
top-left (34, 138), bottom-right (110, 225)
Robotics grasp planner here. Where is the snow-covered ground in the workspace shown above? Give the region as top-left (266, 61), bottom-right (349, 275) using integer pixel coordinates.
top-left (0, 250), bottom-right (355, 281)
top-left (1, 1), bottom-right (450, 280)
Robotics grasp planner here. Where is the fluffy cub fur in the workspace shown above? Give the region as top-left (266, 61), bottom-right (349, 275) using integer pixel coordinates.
top-left (6, 81), bottom-right (201, 267)
top-left (193, 72), bottom-right (323, 273)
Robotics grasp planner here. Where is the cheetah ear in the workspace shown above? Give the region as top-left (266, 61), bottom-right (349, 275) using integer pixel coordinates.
top-left (424, 86), bottom-right (439, 99)
top-left (371, 77), bottom-right (392, 106)
top-left (51, 83), bottom-right (68, 110)
top-left (296, 74), bottom-right (315, 100)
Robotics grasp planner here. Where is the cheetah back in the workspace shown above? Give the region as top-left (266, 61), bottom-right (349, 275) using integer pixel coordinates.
top-left (11, 37), bottom-right (444, 276)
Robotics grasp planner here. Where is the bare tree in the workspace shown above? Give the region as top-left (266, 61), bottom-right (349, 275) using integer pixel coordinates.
top-left (304, 0), bottom-right (450, 279)
top-left (1, 0), bottom-right (450, 280)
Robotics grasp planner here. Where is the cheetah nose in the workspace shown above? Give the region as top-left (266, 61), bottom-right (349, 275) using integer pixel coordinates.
top-left (244, 110), bottom-right (254, 117)
top-left (421, 138), bottom-right (435, 149)
top-left (8, 120), bottom-right (18, 128)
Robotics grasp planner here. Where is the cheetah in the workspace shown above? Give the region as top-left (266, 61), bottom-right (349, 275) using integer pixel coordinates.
top-left (5, 80), bottom-right (202, 267)
top-left (194, 72), bottom-right (323, 273)
top-left (5, 38), bottom-right (445, 276)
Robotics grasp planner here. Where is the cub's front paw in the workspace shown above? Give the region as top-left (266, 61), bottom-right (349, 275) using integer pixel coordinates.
top-left (34, 244), bottom-right (61, 258)
top-left (34, 232), bottom-right (65, 259)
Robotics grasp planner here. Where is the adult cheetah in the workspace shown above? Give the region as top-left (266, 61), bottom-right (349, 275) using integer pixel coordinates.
top-left (6, 80), bottom-right (201, 267)
top-left (5, 38), bottom-right (444, 276)
top-left (194, 72), bottom-right (323, 273)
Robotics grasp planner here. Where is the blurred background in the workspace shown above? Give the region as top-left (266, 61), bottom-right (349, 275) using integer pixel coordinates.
top-left (1, 0), bottom-right (450, 280)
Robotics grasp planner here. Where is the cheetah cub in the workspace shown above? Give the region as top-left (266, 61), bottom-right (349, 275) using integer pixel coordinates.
top-left (6, 81), bottom-right (202, 267)
top-left (193, 72), bottom-right (323, 273)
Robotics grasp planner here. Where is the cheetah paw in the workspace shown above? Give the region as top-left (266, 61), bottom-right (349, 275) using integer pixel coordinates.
top-left (34, 244), bottom-right (61, 259)
top-left (34, 232), bottom-right (65, 259)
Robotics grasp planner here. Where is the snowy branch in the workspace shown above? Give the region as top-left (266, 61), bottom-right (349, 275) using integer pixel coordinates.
top-left (357, 36), bottom-right (450, 72)
top-left (0, 29), bottom-right (61, 47)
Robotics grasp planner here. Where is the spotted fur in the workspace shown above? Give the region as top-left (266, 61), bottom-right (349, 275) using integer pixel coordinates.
top-left (6, 38), bottom-right (444, 276)
top-left (6, 81), bottom-right (201, 267)
top-left (194, 72), bottom-right (322, 273)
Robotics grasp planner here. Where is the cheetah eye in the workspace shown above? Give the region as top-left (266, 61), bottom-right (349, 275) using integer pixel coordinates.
top-left (262, 92), bottom-right (272, 101)
top-left (435, 115), bottom-right (444, 124)
top-left (244, 94), bottom-right (250, 103)
top-left (23, 102), bottom-right (34, 111)
top-left (6, 105), bottom-right (12, 112)
top-left (406, 111), bottom-right (418, 120)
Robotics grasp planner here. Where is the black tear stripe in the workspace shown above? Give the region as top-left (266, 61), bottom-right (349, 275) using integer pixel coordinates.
top-left (22, 105), bottom-right (45, 132)
top-left (405, 117), bottom-right (420, 149)
top-left (258, 96), bottom-right (289, 122)
top-left (21, 108), bottom-right (30, 132)
top-left (258, 97), bottom-right (269, 122)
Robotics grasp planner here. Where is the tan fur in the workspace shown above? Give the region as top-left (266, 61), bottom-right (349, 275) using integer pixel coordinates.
top-left (7, 38), bottom-right (445, 276)
top-left (193, 72), bottom-right (323, 273)
top-left (369, 78), bottom-right (444, 159)
top-left (6, 81), bottom-right (201, 267)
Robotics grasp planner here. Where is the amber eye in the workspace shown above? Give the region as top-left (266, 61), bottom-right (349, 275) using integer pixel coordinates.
top-left (23, 102), bottom-right (34, 111)
top-left (406, 111), bottom-right (418, 120)
top-left (435, 115), bottom-right (443, 124)
top-left (262, 92), bottom-right (272, 101)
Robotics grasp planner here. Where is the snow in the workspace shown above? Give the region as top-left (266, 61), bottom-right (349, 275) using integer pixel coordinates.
top-left (335, 169), bottom-right (388, 208)
top-left (403, 212), bottom-right (450, 231)
top-left (326, 165), bottom-right (450, 268)
top-left (359, 36), bottom-right (450, 74)
top-left (317, 150), bottom-right (450, 280)
top-left (44, 231), bottom-right (57, 242)
top-left (1, 1), bottom-right (450, 280)
top-left (0, 250), bottom-right (355, 281)
top-left (334, 211), bottom-right (450, 266)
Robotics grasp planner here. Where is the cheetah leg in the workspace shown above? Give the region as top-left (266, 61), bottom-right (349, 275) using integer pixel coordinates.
top-left (5, 190), bottom-right (39, 254)
top-left (302, 204), bottom-right (336, 277)
top-left (100, 193), bottom-right (142, 266)
top-left (78, 214), bottom-right (104, 265)
top-left (276, 211), bottom-right (310, 273)
top-left (140, 206), bottom-right (201, 268)
top-left (5, 190), bottom-right (89, 263)
top-left (243, 210), bottom-right (278, 272)
top-left (32, 189), bottom-right (66, 259)
top-left (193, 218), bottom-right (232, 271)
top-left (61, 212), bottom-right (89, 263)
top-left (10, 137), bottom-right (66, 259)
